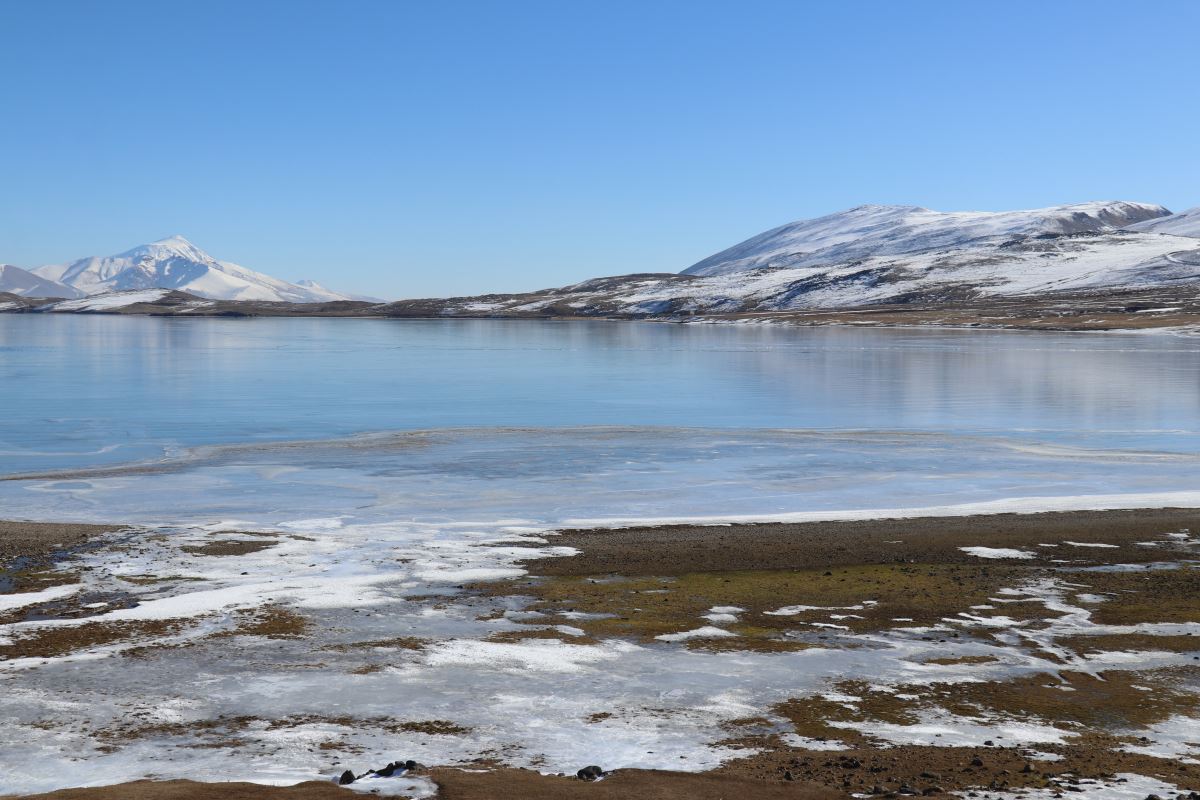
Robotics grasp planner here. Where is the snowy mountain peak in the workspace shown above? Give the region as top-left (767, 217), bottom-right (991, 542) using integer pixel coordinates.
top-left (155, 234), bottom-right (194, 245)
top-left (30, 237), bottom-right (358, 303)
top-left (119, 235), bottom-right (217, 265)
top-left (683, 200), bottom-right (1171, 277)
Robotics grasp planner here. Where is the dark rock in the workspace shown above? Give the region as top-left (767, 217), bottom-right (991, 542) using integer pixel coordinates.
top-left (971, 757), bottom-right (984, 767)
top-left (577, 765), bottom-right (604, 781)
top-left (920, 771), bottom-right (940, 779)
top-left (1144, 795), bottom-right (1163, 800)
top-left (923, 789), bottom-right (945, 797)
top-left (1022, 763), bottom-right (1035, 774)
top-left (374, 763), bottom-right (396, 777)
top-left (783, 770), bottom-right (794, 781)
top-left (404, 760), bottom-right (422, 771)
top-left (337, 770), bottom-right (356, 786)
top-left (899, 786), bottom-right (918, 796)
top-left (984, 740), bottom-right (994, 746)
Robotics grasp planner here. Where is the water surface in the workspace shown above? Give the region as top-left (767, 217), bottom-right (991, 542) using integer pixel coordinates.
top-left (2, 315), bottom-right (1197, 480)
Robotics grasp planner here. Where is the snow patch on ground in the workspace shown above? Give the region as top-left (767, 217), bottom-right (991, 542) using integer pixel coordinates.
top-left (959, 546), bottom-right (1037, 560)
top-left (655, 626), bottom-right (739, 642)
top-left (0, 583), bottom-right (82, 612)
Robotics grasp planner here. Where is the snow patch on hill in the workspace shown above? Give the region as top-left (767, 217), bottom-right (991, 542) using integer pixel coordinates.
top-left (46, 289), bottom-right (173, 311)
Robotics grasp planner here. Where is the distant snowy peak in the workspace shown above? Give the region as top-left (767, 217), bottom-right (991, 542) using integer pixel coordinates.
top-left (294, 279), bottom-right (384, 303)
top-left (32, 236), bottom-right (357, 303)
top-left (1124, 206), bottom-right (1200, 239)
top-left (0, 264), bottom-right (83, 298)
top-left (683, 201), bottom-right (1171, 276)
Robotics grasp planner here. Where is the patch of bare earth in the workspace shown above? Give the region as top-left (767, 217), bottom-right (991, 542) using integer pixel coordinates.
top-left (0, 619), bottom-right (188, 660)
top-left (181, 539), bottom-right (277, 557)
top-left (214, 606), bottom-right (311, 639)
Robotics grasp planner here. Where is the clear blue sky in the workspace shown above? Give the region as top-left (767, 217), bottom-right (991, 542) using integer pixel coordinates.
top-left (2, 0), bottom-right (1197, 299)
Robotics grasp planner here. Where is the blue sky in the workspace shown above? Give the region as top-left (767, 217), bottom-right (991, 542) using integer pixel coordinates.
top-left (1, 0), bottom-right (1197, 299)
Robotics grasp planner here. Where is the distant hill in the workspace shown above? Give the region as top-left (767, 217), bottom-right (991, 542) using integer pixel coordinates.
top-left (1125, 206), bottom-right (1200, 239)
top-left (0, 264), bottom-right (82, 298)
top-left (682, 201), bottom-right (1170, 277)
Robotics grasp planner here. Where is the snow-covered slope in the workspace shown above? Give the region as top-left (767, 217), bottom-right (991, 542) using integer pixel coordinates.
top-left (669, 229), bottom-right (1200, 311)
top-left (1124, 206), bottom-right (1200, 239)
top-left (683, 201), bottom-right (1171, 277)
top-left (44, 289), bottom-right (176, 312)
top-left (0, 264), bottom-right (83, 298)
top-left (295, 279), bottom-right (384, 303)
top-left (33, 236), bottom-right (355, 303)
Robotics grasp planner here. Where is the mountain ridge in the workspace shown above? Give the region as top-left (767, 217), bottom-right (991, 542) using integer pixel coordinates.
top-left (6, 199), bottom-right (1198, 312)
top-left (0, 264), bottom-right (83, 298)
top-left (30, 236), bottom-right (359, 303)
top-left (1125, 206), bottom-right (1200, 239)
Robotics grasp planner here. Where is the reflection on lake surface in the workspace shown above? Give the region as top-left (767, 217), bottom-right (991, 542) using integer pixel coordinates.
top-left (0, 315), bottom-right (1197, 524)
top-left (2, 316), bottom-right (1198, 477)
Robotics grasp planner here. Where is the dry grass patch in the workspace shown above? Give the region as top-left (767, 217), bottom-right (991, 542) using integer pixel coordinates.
top-left (476, 564), bottom-right (1028, 646)
top-left (1076, 565), bottom-right (1200, 626)
top-left (217, 606), bottom-right (310, 639)
top-left (0, 619), bottom-right (187, 660)
top-left (322, 636), bottom-right (429, 652)
top-left (181, 540), bottom-right (276, 557)
top-left (485, 628), bottom-right (600, 645)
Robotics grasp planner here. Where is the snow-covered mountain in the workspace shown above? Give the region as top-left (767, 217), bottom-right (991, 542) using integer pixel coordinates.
top-left (362, 199), bottom-right (1200, 317)
top-left (1124, 206), bottom-right (1200, 239)
top-left (0, 264), bottom-right (83, 298)
top-left (683, 201), bottom-right (1171, 277)
top-left (32, 236), bottom-right (356, 303)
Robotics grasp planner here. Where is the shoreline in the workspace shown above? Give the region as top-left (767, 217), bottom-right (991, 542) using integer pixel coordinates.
top-left (3, 507), bottom-right (1200, 797)
top-left (4, 310), bottom-right (1199, 336)
top-left (4, 283), bottom-right (1199, 334)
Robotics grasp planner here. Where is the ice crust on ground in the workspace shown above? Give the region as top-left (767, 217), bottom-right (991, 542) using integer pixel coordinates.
top-left (2, 427), bottom-right (1200, 793)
